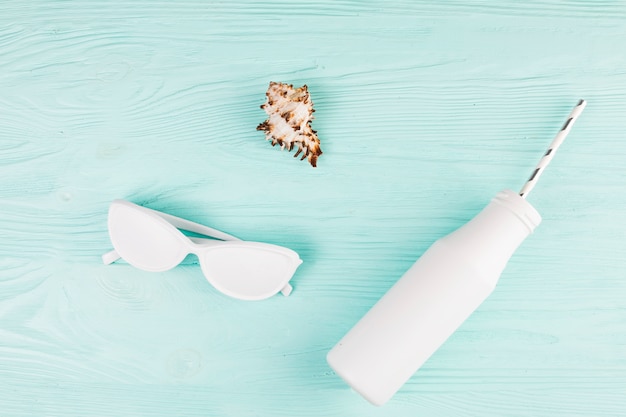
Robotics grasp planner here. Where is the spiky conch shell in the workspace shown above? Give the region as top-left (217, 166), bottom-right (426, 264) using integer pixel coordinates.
top-left (257, 81), bottom-right (322, 167)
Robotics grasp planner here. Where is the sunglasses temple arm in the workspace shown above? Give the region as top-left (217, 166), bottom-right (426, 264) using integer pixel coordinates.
top-left (281, 283), bottom-right (293, 297)
top-left (102, 250), bottom-right (120, 265)
top-left (155, 211), bottom-right (241, 241)
top-left (101, 239), bottom-right (216, 264)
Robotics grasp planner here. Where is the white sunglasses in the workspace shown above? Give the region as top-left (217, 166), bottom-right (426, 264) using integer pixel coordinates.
top-left (102, 200), bottom-right (302, 300)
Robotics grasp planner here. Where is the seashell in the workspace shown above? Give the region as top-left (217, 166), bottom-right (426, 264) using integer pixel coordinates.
top-left (257, 81), bottom-right (322, 167)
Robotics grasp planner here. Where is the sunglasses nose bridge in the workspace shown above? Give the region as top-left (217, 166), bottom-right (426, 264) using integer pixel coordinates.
top-left (185, 237), bottom-right (221, 261)
top-left (186, 239), bottom-right (202, 258)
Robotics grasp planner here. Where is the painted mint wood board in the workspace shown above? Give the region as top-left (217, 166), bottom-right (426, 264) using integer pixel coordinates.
top-left (1, 1), bottom-right (625, 416)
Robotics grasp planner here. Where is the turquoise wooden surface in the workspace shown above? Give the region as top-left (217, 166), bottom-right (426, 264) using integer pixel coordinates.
top-left (1, 1), bottom-right (625, 415)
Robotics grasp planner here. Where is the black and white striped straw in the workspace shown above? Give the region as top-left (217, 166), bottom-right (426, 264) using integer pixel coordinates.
top-left (519, 99), bottom-right (587, 199)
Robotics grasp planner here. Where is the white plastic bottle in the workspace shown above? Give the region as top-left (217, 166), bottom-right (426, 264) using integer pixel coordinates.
top-left (326, 189), bottom-right (541, 406)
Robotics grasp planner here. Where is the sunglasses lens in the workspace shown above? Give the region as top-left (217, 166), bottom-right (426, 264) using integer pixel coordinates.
top-left (108, 202), bottom-right (187, 272)
top-left (200, 243), bottom-right (301, 300)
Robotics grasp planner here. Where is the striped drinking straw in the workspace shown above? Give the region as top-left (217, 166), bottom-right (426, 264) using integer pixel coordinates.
top-left (519, 99), bottom-right (587, 198)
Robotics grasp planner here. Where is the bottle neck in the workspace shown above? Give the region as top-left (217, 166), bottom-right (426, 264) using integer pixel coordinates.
top-left (492, 189), bottom-right (542, 233)
top-left (440, 189), bottom-right (542, 284)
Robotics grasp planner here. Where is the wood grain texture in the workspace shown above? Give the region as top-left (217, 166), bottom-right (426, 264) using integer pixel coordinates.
top-left (1, 1), bottom-right (625, 416)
